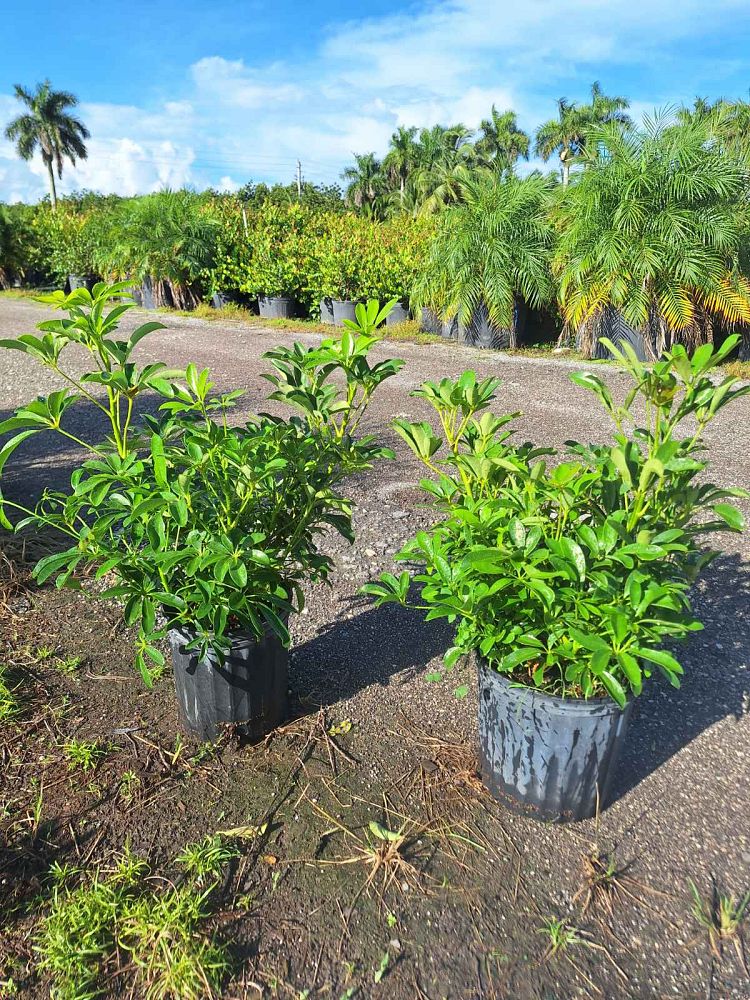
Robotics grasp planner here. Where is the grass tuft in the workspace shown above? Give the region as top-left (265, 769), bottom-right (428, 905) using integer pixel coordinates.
top-left (0, 663), bottom-right (20, 723)
top-left (37, 845), bottom-right (232, 1000)
top-left (690, 879), bottom-right (750, 969)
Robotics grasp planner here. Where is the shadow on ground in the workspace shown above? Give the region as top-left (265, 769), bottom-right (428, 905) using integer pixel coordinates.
top-left (613, 552), bottom-right (750, 799)
top-left (291, 594), bottom-right (453, 705)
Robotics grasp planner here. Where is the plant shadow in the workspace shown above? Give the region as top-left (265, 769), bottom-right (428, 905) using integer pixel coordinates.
top-left (611, 551), bottom-right (750, 800)
top-left (290, 592), bottom-right (453, 707)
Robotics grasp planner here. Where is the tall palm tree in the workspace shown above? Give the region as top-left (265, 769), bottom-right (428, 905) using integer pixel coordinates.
top-left (535, 81), bottom-right (631, 185)
top-left (554, 113), bottom-right (750, 359)
top-left (4, 80), bottom-right (90, 210)
top-left (341, 152), bottom-right (385, 218)
top-left (382, 126), bottom-right (418, 208)
top-left (475, 106), bottom-right (530, 170)
top-left (414, 172), bottom-right (555, 346)
top-left (412, 124), bottom-right (478, 214)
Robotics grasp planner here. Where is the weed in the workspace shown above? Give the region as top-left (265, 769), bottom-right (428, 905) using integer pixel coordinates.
top-left (690, 879), bottom-right (750, 968)
top-left (538, 917), bottom-right (586, 957)
top-left (118, 770), bottom-right (140, 804)
top-left (55, 655), bottom-right (83, 675)
top-left (724, 359), bottom-right (750, 381)
top-left (381, 320), bottom-right (441, 345)
top-left (0, 664), bottom-right (19, 723)
top-left (574, 845), bottom-right (624, 915)
top-left (63, 740), bottom-right (107, 773)
top-left (175, 835), bottom-right (240, 884)
top-left (189, 740), bottom-right (219, 766)
top-left (374, 950), bottom-right (390, 984)
top-left (34, 645), bottom-right (55, 662)
top-left (37, 845), bottom-right (231, 1000)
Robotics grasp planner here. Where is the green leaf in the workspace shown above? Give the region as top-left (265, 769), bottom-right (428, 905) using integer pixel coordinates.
top-left (610, 447), bottom-right (632, 488)
top-left (499, 647), bottom-right (542, 671)
top-left (712, 503), bottom-right (745, 532)
top-left (150, 434), bottom-right (168, 487)
top-left (508, 518), bottom-right (526, 549)
top-left (600, 671), bottom-right (627, 708)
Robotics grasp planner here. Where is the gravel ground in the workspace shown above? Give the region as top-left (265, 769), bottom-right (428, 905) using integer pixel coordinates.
top-left (1, 296), bottom-right (750, 998)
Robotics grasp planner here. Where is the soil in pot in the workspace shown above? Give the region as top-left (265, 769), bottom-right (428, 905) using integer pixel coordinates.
top-left (332, 299), bottom-right (358, 327)
top-left (170, 627), bottom-right (289, 742)
top-left (259, 295), bottom-right (296, 319)
top-left (477, 657), bottom-right (632, 822)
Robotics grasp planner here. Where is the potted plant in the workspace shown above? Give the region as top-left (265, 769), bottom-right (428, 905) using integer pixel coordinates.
top-left (0, 285), bottom-right (403, 740)
top-left (554, 117), bottom-right (750, 360)
top-left (241, 204), bottom-right (309, 319)
top-left (412, 173), bottom-right (555, 349)
top-left (364, 337), bottom-right (749, 821)
top-left (313, 216), bottom-right (368, 327)
top-left (97, 192), bottom-right (218, 311)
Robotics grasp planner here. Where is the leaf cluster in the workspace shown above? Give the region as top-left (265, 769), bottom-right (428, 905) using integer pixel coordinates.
top-left (0, 283), bottom-right (402, 683)
top-left (364, 338), bottom-right (749, 705)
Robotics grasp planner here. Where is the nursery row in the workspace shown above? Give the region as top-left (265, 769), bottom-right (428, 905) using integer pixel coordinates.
top-left (4, 112), bottom-right (750, 359)
top-left (0, 282), bottom-right (747, 823)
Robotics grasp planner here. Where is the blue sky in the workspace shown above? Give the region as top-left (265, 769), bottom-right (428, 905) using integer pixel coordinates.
top-left (2, 0), bottom-right (750, 201)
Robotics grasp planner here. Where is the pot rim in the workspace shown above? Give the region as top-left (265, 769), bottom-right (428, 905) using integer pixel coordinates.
top-left (477, 655), bottom-right (631, 717)
top-left (169, 622), bottom-right (286, 650)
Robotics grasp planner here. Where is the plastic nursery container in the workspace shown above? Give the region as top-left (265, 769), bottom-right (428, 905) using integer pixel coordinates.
top-left (332, 299), bottom-right (358, 326)
top-left (477, 657), bottom-right (632, 822)
top-left (385, 301), bottom-right (410, 326)
top-left (170, 626), bottom-right (289, 742)
top-left (319, 297), bottom-right (335, 324)
top-left (258, 295), bottom-right (296, 319)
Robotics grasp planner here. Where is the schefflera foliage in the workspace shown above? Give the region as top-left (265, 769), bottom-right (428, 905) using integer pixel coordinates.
top-left (0, 286), bottom-right (402, 683)
top-left (364, 338), bottom-right (749, 705)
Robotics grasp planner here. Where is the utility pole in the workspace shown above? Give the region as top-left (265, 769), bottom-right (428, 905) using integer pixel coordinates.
top-left (296, 159), bottom-right (302, 198)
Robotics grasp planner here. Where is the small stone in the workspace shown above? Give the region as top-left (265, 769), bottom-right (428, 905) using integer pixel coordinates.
top-left (391, 510), bottom-right (408, 519)
top-left (364, 548), bottom-right (376, 557)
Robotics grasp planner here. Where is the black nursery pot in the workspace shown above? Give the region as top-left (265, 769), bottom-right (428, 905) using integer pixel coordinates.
top-left (68, 274), bottom-right (97, 292)
top-left (258, 295), bottom-right (296, 319)
top-left (385, 301), bottom-right (410, 326)
top-left (332, 299), bottom-right (358, 326)
top-left (319, 297), bottom-right (335, 325)
top-left (170, 627), bottom-right (289, 742)
top-left (477, 658), bottom-right (632, 822)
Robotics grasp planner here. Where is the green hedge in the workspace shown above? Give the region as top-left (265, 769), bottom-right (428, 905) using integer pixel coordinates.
top-left (0, 194), bottom-right (432, 312)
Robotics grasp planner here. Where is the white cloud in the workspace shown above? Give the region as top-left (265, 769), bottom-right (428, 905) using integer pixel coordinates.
top-left (1, 0), bottom-right (748, 201)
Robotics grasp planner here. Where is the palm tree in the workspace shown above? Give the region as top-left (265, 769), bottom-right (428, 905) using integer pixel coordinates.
top-left (100, 190), bottom-right (219, 309)
top-left (554, 113), bottom-right (750, 359)
top-left (341, 153), bottom-right (385, 218)
top-left (382, 126), bottom-right (418, 208)
top-left (412, 124), bottom-right (479, 214)
top-left (4, 80), bottom-right (90, 210)
top-left (476, 106), bottom-right (530, 170)
top-left (413, 172), bottom-right (555, 347)
top-left (535, 82), bottom-right (631, 185)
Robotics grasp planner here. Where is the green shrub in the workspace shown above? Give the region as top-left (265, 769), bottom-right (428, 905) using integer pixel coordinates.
top-left (365, 338), bottom-right (749, 705)
top-left (0, 284), bottom-right (402, 683)
top-left (98, 191), bottom-right (219, 309)
top-left (31, 206), bottom-right (101, 284)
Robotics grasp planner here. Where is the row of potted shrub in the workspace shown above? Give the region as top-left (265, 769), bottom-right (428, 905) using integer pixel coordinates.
top-left (1, 284), bottom-right (747, 823)
top-left (7, 196), bottom-right (430, 325)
